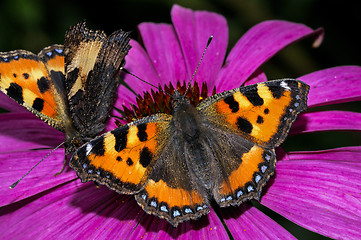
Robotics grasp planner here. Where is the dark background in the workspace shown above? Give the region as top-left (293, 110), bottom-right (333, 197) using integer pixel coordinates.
top-left (0, 0), bottom-right (360, 239)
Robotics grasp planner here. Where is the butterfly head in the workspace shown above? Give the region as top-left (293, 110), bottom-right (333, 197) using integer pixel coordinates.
top-left (171, 90), bottom-right (190, 109)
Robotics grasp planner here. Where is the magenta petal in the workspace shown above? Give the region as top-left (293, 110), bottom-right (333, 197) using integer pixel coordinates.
top-left (244, 69), bottom-right (268, 85)
top-left (123, 40), bottom-right (162, 94)
top-left (0, 181), bottom-right (228, 239)
top-left (222, 204), bottom-right (295, 239)
top-left (138, 23), bottom-right (187, 86)
top-left (216, 21), bottom-right (323, 91)
top-left (299, 66), bottom-right (361, 107)
top-left (0, 149), bottom-right (76, 206)
top-left (0, 92), bottom-right (27, 112)
top-left (0, 112), bottom-right (63, 152)
top-left (0, 181), bottom-right (141, 239)
top-left (262, 149), bottom-right (361, 239)
top-left (1, 182), bottom-right (133, 239)
top-left (290, 110), bottom-right (361, 135)
top-left (171, 5), bottom-right (228, 88)
top-left (129, 210), bottom-right (228, 239)
top-left (288, 146), bottom-right (361, 162)
top-left (106, 86), bottom-right (137, 131)
top-left (113, 85), bottom-right (137, 110)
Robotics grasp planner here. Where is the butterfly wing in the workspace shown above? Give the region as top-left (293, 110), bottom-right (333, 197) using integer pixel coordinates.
top-left (197, 79), bottom-right (309, 206)
top-left (63, 21), bottom-right (131, 140)
top-left (71, 113), bottom-right (209, 227)
top-left (0, 45), bottom-right (66, 131)
top-left (70, 114), bottom-right (171, 193)
top-left (198, 79), bottom-right (309, 148)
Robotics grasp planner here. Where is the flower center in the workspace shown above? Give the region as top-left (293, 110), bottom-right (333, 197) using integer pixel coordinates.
top-left (117, 81), bottom-right (216, 124)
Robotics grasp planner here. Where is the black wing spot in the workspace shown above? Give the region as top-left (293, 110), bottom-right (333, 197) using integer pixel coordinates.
top-left (37, 76), bottom-right (51, 93)
top-left (237, 117), bottom-right (253, 134)
top-left (126, 158), bottom-right (134, 166)
top-left (140, 147), bottom-right (153, 168)
top-left (224, 95), bottom-right (239, 113)
top-left (32, 98), bottom-right (44, 112)
top-left (137, 123), bottom-right (148, 142)
top-left (6, 82), bottom-right (23, 104)
top-left (241, 86), bottom-right (264, 106)
top-left (112, 126), bottom-right (129, 152)
top-left (264, 108), bottom-right (269, 114)
top-left (91, 136), bottom-right (105, 156)
top-left (257, 116), bottom-right (264, 124)
top-left (116, 156), bottom-right (122, 162)
top-left (13, 73), bottom-right (17, 78)
top-left (268, 85), bottom-right (284, 99)
top-left (23, 73), bottom-right (29, 79)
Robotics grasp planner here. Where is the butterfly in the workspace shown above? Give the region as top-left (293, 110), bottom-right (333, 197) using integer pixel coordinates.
top-left (70, 78), bottom-right (309, 227)
top-left (0, 21), bottom-right (131, 157)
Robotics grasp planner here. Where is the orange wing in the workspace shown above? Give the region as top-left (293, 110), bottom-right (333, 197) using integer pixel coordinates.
top-left (0, 45), bottom-right (66, 131)
top-left (198, 79), bottom-right (309, 148)
top-left (70, 113), bottom-right (210, 226)
top-left (198, 79), bottom-right (308, 207)
top-left (70, 114), bottom-right (172, 193)
top-left (214, 144), bottom-right (276, 207)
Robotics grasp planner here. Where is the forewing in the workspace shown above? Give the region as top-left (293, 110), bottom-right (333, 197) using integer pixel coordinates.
top-left (70, 114), bottom-right (171, 194)
top-left (198, 79), bottom-right (309, 148)
top-left (64, 21), bottom-right (131, 137)
top-left (0, 45), bottom-right (66, 131)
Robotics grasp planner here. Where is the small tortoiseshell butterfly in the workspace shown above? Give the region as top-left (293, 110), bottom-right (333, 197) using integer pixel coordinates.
top-left (0, 21), bottom-right (131, 155)
top-left (71, 78), bottom-right (309, 226)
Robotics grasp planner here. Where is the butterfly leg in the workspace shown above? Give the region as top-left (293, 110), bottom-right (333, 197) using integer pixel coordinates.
top-left (54, 155), bottom-right (68, 176)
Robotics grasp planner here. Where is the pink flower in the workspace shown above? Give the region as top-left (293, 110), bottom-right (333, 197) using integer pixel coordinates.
top-left (1, 5), bottom-right (360, 239)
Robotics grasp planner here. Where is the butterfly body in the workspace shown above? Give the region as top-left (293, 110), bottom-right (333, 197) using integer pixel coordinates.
top-left (0, 21), bottom-right (131, 155)
top-left (71, 79), bottom-right (309, 226)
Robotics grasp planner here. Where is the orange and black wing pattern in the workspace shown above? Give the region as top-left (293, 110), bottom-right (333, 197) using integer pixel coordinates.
top-left (70, 114), bottom-right (172, 193)
top-left (71, 113), bottom-right (210, 227)
top-left (198, 79), bottom-right (309, 148)
top-left (0, 45), bottom-right (66, 131)
top-left (198, 79), bottom-right (308, 207)
top-left (71, 79), bottom-right (309, 227)
top-left (214, 143), bottom-right (277, 207)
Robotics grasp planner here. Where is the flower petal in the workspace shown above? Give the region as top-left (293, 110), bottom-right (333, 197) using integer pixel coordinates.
top-left (221, 204), bottom-right (296, 239)
top-left (0, 149), bottom-right (76, 206)
top-left (0, 112), bottom-right (63, 153)
top-left (138, 22), bottom-right (187, 86)
top-left (288, 146), bottom-right (361, 163)
top-left (290, 110), bottom-right (361, 135)
top-left (171, 4), bottom-right (228, 88)
top-left (0, 182), bottom-right (142, 239)
top-left (262, 148), bottom-right (361, 239)
top-left (244, 69), bottom-right (268, 86)
top-left (216, 21), bottom-right (323, 91)
top-left (0, 181), bottom-right (134, 239)
top-left (129, 210), bottom-right (229, 239)
top-left (0, 181), bottom-right (229, 239)
top-left (106, 85), bottom-right (137, 131)
top-left (123, 40), bottom-right (162, 94)
top-left (0, 92), bottom-right (27, 112)
top-left (299, 66), bottom-right (361, 107)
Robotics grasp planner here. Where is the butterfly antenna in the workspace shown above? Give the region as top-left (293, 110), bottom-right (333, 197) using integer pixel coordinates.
top-left (122, 68), bottom-right (172, 97)
top-left (9, 141), bottom-right (65, 189)
top-left (184, 35), bottom-right (213, 95)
